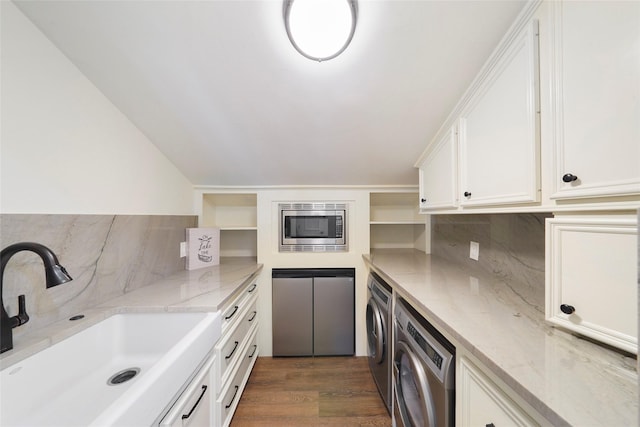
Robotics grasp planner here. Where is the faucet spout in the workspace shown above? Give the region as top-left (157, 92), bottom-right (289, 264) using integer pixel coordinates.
top-left (1, 242), bottom-right (73, 354)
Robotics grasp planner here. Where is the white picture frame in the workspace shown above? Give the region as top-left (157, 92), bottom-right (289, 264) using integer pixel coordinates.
top-left (186, 227), bottom-right (220, 270)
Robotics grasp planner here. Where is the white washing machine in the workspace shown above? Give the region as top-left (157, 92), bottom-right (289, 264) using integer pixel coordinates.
top-left (393, 298), bottom-right (455, 427)
top-left (366, 272), bottom-right (392, 414)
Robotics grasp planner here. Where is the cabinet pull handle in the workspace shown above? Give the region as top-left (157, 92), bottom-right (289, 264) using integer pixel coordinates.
top-left (248, 283), bottom-right (257, 293)
top-left (225, 385), bottom-right (239, 409)
top-left (562, 173), bottom-right (578, 183)
top-left (225, 341), bottom-right (239, 359)
top-left (420, 198), bottom-right (427, 203)
top-left (249, 344), bottom-right (258, 358)
top-left (248, 311), bottom-right (257, 322)
top-left (464, 191), bottom-right (472, 198)
top-left (560, 304), bottom-right (575, 315)
top-left (486, 424), bottom-right (496, 427)
top-left (181, 385), bottom-right (208, 420)
top-left (225, 305), bottom-right (239, 320)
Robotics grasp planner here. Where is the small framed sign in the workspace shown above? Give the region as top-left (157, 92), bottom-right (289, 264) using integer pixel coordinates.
top-left (186, 227), bottom-right (220, 270)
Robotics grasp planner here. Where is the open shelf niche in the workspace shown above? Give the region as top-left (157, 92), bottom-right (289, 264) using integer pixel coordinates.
top-left (369, 192), bottom-right (428, 252)
top-left (201, 193), bottom-right (257, 258)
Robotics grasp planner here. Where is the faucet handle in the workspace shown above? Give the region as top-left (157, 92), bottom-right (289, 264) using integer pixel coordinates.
top-left (10, 295), bottom-right (29, 328)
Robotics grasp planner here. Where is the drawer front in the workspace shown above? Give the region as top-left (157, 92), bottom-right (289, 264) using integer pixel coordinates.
top-left (159, 354), bottom-right (215, 427)
top-left (222, 282), bottom-right (258, 334)
top-left (216, 295), bottom-right (258, 387)
top-left (216, 327), bottom-right (259, 427)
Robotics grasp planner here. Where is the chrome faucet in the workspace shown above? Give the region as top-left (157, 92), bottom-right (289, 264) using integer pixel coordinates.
top-left (1, 242), bottom-right (72, 354)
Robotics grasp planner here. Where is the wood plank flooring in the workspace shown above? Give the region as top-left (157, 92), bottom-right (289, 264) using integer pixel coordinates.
top-left (230, 356), bottom-right (392, 427)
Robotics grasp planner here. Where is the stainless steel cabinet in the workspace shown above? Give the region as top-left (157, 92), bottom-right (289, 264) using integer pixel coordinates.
top-left (272, 276), bottom-right (314, 356)
top-left (272, 268), bottom-right (355, 357)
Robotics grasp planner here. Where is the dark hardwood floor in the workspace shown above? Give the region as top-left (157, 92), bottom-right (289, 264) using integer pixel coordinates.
top-left (230, 356), bottom-right (392, 427)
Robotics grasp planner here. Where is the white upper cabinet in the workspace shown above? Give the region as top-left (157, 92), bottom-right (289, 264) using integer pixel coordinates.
top-left (459, 20), bottom-right (540, 207)
top-left (549, 1), bottom-right (640, 200)
top-left (545, 215), bottom-right (638, 354)
top-left (418, 126), bottom-right (457, 211)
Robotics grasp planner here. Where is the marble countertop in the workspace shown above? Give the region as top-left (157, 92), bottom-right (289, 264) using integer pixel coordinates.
top-left (364, 249), bottom-right (638, 427)
top-left (0, 258), bottom-right (263, 369)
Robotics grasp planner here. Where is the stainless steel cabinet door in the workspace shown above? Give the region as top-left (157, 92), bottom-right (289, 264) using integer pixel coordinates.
top-left (272, 277), bottom-right (313, 356)
top-left (313, 276), bottom-right (355, 356)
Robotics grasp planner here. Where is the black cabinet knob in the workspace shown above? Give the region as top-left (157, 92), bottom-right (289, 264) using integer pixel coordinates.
top-left (560, 304), bottom-right (575, 315)
top-left (486, 424), bottom-right (496, 427)
top-left (562, 173), bottom-right (578, 183)
top-left (464, 191), bottom-right (472, 198)
top-left (421, 198), bottom-right (427, 203)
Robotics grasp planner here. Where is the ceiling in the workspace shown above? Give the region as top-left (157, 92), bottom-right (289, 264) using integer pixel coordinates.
top-left (13, 0), bottom-right (526, 187)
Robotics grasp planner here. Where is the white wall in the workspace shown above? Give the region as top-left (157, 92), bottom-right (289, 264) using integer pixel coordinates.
top-left (255, 188), bottom-right (372, 356)
top-left (0, 2), bottom-right (193, 215)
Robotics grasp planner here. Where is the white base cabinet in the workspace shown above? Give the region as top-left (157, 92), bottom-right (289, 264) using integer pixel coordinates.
top-left (457, 355), bottom-right (542, 427)
top-left (212, 276), bottom-right (260, 427)
top-left (545, 214), bottom-right (638, 354)
top-left (215, 326), bottom-right (258, 427)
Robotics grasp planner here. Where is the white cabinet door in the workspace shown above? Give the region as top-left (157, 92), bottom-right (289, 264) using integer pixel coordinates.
top-left (418, 127), bottom-right (457, 211)
top-left (549, 1), bottom-right (640, 200)
top-left (545, 215), bottom-right (638, 354)
top-left (459, 20), bottom-right (540, 207)
top-left (458, 356), bottom-right (539, 427)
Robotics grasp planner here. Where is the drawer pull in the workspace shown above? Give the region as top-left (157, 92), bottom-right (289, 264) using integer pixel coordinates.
top-left (248, 344), bottom-right (258, 358)
top-left (225, 305), bottom-right (239, 320)
top-left (486, 424), bottom-right (495, 427)
top-left (181, 385), bottom-right (208, 420)
top-left (225, 385), bottom-right (239, 409)
top-left (248, 311), bottom-right (257, 322)
top-left (248, 283), bottom-right (257, 293)
top-left (562, 173), bottom-right (578, 183)
top-left (225, 341), bottom-right (239, 359)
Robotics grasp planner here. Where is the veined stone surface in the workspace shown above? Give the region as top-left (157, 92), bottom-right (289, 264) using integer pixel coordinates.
top-left (0, 214), bottom-right (196, 340)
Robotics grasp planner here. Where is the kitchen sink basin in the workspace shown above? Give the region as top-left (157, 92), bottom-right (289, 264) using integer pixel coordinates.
top-left (0, 311), bottom-right (221, 426)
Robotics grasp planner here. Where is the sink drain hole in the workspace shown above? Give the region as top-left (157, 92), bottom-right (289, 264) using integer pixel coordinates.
top-left (107, 368), bottom-right (140, 386)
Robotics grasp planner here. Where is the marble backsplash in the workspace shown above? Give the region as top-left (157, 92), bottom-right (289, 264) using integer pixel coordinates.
top-left (0, 214), bottom-right (197, 340)
top-left (431, 213), bottom-right (551, 313)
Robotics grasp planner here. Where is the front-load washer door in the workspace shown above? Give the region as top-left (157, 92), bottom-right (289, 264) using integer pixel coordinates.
top-left (394, 340), bottom-right (437, 427)
top-left (366, 297), bottom-right (385, 364)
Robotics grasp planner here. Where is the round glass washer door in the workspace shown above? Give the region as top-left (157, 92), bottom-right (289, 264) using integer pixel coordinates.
top-left (366, 297), bottom-right (385, 364)
top-left (394, 340), bottom-right (437, 426)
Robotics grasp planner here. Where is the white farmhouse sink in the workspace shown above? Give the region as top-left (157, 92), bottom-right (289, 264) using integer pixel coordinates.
top-left (0, 311), bottom-right (221, 426)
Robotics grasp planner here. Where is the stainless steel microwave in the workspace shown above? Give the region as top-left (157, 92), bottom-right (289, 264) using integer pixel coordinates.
top-left (279, 203), bottom-right (347, 252)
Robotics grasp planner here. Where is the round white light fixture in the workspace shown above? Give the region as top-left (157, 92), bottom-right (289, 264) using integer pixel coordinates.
top-left (284, 0), bottom-right (358, 62)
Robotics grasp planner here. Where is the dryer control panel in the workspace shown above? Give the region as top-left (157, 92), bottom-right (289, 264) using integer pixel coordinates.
top-left (407, 322), bottom-right (444, 369)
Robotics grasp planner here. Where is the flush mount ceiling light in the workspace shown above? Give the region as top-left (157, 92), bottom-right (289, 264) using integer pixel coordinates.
top-left (284, 0), bottom-right (358, 62)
